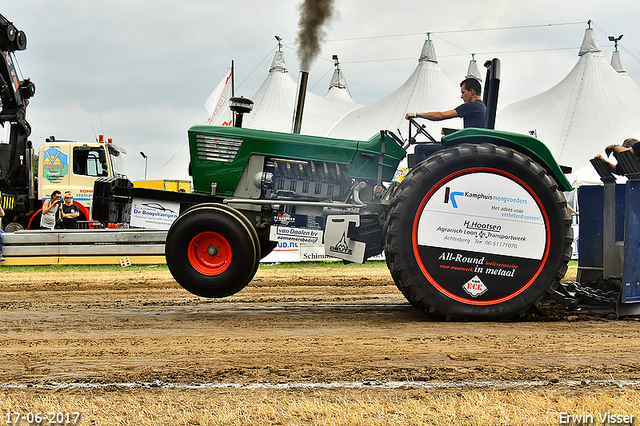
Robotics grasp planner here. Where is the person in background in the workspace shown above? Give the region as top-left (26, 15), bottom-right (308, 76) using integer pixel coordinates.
top-left (0, 197), bottom-right (5, 261)
top-left (595, 138), bottom-right (640, 175)
top-left (61, 192), bottom-right (80, 229)
top-left (40, 190), bottom-right (62, 230)
top-left (406, 77), bottom-right (487, 165)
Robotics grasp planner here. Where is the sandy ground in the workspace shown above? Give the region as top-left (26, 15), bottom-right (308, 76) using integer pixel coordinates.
top-left (1, 263), bottom-right (638, 390)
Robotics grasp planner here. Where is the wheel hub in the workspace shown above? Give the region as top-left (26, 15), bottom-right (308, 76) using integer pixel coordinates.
top-left (188, 231), bottom-right (232, 276)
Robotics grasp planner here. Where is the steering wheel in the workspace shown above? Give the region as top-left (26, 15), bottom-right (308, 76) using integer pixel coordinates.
top-left (407, 117), bottom-right (437, 144)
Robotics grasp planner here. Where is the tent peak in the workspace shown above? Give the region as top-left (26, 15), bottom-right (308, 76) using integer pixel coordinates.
top-left (466, 54), bottom-right (482, 81)
top-left (611, 50), bottom-right (627, 73)
top-left (419, 38), bottom-right (437, 63)
top-left (327, 69), bottom-right (346, 92)
top-left (328, 55), bottom-right (347, 91)
top-left (579, 28), bottom-right (601, 56)
top-left (269, 50), bottom-right (288, 73)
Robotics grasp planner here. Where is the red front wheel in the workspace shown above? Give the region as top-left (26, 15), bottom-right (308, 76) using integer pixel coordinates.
top-left (166, 204), bottom-right (260, 298)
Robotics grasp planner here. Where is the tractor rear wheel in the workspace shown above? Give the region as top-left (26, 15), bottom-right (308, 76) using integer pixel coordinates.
top-left (385, 143), bottom-right (572, 320)
top-left (165, 203), bottom-right (261, 298)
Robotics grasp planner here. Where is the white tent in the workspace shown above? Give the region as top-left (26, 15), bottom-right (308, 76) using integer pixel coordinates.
top-left (327, 38), bottom-right (461, 141)
top-left (496, 27), bottom-right (640, 173)
top-left (567, 49), bottom-right (640, 187)
top-left (299, 77), bottom-right (362, 136)
top-left (243, 49), bottom-right (361, 136)
top-left (242, 50), bottom-right (297, 133)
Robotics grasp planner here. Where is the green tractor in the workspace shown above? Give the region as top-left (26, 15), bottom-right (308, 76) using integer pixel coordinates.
top-left (163, 59), bottom-right (573, 320)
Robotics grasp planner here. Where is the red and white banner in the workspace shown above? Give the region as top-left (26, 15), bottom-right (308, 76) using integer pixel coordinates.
top-left (204, 71), bottom-right (233, 126)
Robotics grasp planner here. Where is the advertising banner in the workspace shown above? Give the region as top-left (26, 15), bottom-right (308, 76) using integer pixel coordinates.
top-left (130, 197), bottom-right (180, 230)
top-left (269, 212), bottom-right (324, 245)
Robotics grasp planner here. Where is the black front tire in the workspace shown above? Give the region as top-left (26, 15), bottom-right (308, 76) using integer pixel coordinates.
top-left (165, 204), bottom-right (261, 298)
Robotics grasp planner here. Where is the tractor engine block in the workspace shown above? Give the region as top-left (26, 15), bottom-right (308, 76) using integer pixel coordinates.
top-left (261, 156), bottom-right (353, 201)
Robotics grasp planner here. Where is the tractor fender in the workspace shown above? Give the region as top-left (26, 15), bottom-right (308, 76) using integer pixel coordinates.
top-left (442, 128), bottom-right (573, 192)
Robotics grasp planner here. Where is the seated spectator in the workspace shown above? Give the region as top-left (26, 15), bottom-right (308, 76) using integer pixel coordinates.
top-left (594, 138), bottom-right (640, 175)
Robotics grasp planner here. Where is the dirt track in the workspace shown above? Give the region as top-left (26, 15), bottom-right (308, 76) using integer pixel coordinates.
top-left (1, 263), bottom-right (639, 388)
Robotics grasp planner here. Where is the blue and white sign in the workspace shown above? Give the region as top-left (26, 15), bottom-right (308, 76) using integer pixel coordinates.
top-left (130, 197), bottom-right (179, 230)
top-left (269, 212), bottom-right (324, 244)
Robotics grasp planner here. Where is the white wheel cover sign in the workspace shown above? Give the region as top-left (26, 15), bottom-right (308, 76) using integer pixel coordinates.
top-left (414, 170), bottom-right (549, 304)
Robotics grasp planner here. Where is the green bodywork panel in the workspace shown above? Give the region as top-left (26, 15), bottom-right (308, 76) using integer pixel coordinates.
top-left (442, 128), bottom-right (573, 192)
top-left (188, 125), bottom-right (406, 195)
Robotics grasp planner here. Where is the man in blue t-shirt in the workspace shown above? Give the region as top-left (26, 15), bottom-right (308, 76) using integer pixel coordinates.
top-left (407, 77), bottom-right (486, 164)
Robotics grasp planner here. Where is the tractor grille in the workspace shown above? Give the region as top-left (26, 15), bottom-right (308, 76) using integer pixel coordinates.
top-left (195, 135), bottom-right (242, 162)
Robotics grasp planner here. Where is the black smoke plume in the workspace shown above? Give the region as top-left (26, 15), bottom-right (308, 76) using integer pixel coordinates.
top-left (297, 0), bottom-right (335, 71)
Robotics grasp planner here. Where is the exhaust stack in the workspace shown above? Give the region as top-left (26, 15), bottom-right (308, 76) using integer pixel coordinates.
top-left (229, 97), bottom-right (254, 128)
top-left (291, 71), bottom-right (309, 134)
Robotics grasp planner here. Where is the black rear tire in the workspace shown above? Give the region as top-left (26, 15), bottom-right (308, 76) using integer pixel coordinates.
top-left (385, 143), bottom-right (572, 320)
top-left (165, 204), bottom-right (261, 298)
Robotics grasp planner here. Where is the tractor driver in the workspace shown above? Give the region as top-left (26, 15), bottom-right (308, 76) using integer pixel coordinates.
top-left (406, 77), bottom-right (486, 164)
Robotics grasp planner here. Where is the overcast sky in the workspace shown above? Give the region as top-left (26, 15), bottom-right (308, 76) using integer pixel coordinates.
top-left (2, 1), bottom-right (639, 180)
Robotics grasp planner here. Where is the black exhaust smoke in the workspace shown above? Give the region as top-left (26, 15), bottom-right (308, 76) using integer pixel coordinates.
top-left (296, 0), bottom-right (334, 71)
top-left (291, 0), bottom-right (334, 134)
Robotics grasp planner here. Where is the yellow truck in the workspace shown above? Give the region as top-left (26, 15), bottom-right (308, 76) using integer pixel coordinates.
top-left (26, 135), bottom-right (127, 229)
